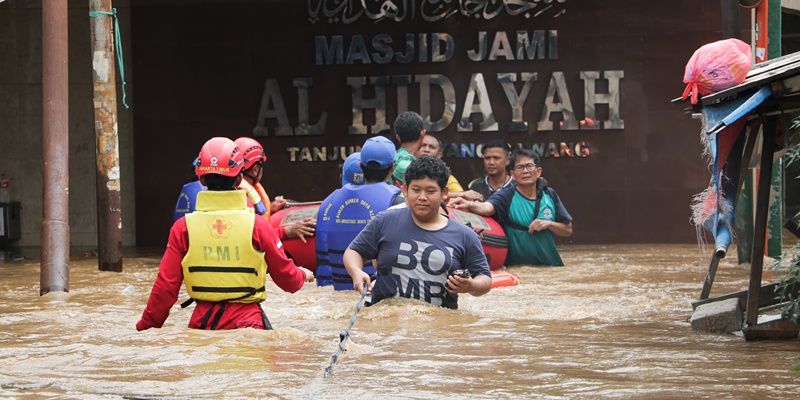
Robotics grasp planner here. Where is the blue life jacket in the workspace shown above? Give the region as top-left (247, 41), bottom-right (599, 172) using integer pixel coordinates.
top-left (325, 183), bottom-right (401, 291)
top-left (173, 180), bottom-right (206, 221)
top-left (315, 192), bottom-right (336, 287)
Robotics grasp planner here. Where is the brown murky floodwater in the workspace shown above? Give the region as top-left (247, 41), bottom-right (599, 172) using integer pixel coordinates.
top-left (0, 244), bottom-right (798, 399)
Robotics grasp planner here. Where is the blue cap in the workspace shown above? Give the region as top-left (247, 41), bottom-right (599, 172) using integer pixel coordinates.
top-left (360, 136), bottom-right (396, 169)
top-left (342, 152), bottom-right (364, 186)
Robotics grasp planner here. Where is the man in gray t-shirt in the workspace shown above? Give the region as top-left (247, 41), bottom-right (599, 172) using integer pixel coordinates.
top-left (345, 156), bottom-right (492, 309)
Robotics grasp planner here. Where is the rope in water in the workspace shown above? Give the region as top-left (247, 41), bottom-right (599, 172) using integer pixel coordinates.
top-left (323, 285), bottom-right (368, 378)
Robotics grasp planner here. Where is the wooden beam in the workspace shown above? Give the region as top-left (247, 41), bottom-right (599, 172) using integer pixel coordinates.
top-left (785, 220), bottom-right (800, 239)
top-left (691, 281), bottom-right (790, 310)
top-left (743, 316), bottom-right (800, 341)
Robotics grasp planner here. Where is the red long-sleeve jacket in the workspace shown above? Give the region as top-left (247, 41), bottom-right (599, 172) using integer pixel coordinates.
top-left (136, 216), bottom-right (307, 330)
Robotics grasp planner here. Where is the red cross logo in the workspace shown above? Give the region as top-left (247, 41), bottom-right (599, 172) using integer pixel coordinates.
top-left (207, 216), bottom-right (232, 239)
top-left (212, 219), bottom-right (226, 234)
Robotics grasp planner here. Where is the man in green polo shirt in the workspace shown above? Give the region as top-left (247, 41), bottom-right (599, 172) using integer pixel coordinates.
top-left (393, 111), bottom-right (425, 167)
top-left (449, 148), bottom-right (573, 266)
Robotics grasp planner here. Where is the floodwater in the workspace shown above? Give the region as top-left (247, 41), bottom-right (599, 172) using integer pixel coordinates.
top-left (0, 244), bottom-right (798, 399)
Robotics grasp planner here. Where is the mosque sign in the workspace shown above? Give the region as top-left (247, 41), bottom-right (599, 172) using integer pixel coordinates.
top-left (251, 0), bottom-right (622, 162)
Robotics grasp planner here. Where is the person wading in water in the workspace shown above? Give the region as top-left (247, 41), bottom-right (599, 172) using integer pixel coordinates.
top-left (136, 137), bottom-right (314, 331)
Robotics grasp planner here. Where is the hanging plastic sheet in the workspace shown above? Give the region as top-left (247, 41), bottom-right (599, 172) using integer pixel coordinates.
top-left (693, 86), bottom-right (772, 255)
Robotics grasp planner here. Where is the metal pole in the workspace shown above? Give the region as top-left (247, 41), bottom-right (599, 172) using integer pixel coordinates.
top-left (89, 0), bottom-right (123, 272)
top-left (41, 0), bottom-right (70, 295)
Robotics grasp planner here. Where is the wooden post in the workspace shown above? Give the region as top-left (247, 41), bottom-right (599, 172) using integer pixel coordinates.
top-left (699, 253), bottom-right (721, 300)
top-left (41, 0), bottom-right (70, 295)
top-left (89, 0), bottom-right (123, 272)
top-left (746, 118), bottom-right (776, 327)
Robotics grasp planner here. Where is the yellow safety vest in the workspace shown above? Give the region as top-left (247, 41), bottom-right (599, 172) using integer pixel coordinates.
top-left (182, 190), bottom-right (268, 303)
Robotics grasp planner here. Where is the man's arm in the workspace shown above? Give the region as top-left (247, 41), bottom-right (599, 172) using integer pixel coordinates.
top-left (283, 218), bottom-right (316, 243)
top-left (469, 275), bottom-right (492, 295)
top-left (445, 225), bottom-right (492, 297)
top-left (554, 221), bottom-right (573, 236)
top-left (446, 274), bottom-right (492, 296)
top-left (467, 178), bottom-right (491, 201)
top-left (447, 197), bottom-right (496, 216)
top-left (270, 198), bottom-right (288, 213)
top-left (344, 212), bottom-right (386, 294)
top-left (344, 248), bottom-right (371, 294)
top-left (529, 220), bottom-right (572, 236)
top-left (445, 189), bottom-right (484, 202)
top-left (136, 220), bottom-right (189, 331)
top-left (532, 188), bottom-right (572, 237)
top-left (254, 218), bottom-right (314, 293)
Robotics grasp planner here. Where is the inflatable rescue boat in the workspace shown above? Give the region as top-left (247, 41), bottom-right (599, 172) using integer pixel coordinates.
top-left (270, 203), bottom-right (511, 273)
top-left (491, 271), bottom-right (520, 288)
top-left (269, 202), bottom-right (321, 272)
top-left (446, 206), bottom-right (508, 271)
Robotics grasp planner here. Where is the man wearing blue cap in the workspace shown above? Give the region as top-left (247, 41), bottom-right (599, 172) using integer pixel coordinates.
top-left (317, 137), bottom-right (404, 290)
top-left (315, 152), bottom-right (364, 286)
top-left (340, 152), bottom-right (364, 186)
top-left (173, 157), bottom-right (206, 221)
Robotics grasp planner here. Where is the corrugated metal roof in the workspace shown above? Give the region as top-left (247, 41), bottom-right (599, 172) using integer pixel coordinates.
top-left (785, 0), bottom-right (800, 13)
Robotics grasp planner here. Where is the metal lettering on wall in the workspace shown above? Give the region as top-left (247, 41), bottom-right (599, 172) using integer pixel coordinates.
top-left (580, 70), bottom-right (624, 129)
top-left (498, 72), bottom-right (537, 132)
top-left (349, 76), bottom-right (390, 135)
top-left (538, 71), bottom-right (578, 131)
top-left (285, 141), bottom-right (591, 162)
top-left (458, 73), bottom-right (498, 132)
top-left (394, 75), bottom-right (412, 114)
top-left (253, 1), bottom-right (623, 162)
top-left (417, 74), bottom-right (456, 133)
top-left (307, 0), bottom-right (568, 25)
top-left (293, 77), bottom-right (327, 136)
top-left (254, 68), bottom-right (625, 138)
top-left (253, 78), bottom-right (327, 137)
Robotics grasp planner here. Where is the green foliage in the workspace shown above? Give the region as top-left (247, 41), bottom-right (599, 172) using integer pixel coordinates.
top-left (775, 242), bottom-right (799, 323)
top-left (777, 269), bottom-right (799, 325)
top-left (779, 125), bottom-right (800, 324)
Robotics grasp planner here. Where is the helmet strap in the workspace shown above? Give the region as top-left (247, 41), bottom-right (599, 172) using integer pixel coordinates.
top-left (243, 162), bottom-right (261, 181)
top-left (243, 170), bottom-right (258, 181)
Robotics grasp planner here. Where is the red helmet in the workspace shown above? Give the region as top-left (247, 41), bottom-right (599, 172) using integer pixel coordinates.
top-left (234, 137), bottom-right (267, 170)
top-left (195, 137), bottom-right (243, 177)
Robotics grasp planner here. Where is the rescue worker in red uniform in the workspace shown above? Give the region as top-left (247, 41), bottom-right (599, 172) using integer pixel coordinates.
top-left (234, 137), bottom-right (315, 242)
top-left (136, 137), bottom-right (315, 331)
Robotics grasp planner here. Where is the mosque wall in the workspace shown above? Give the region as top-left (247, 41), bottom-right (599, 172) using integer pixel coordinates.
top-left (0, 0), bottom-right (749, 249)
top-left (132, 0), bottom-right (738, 245)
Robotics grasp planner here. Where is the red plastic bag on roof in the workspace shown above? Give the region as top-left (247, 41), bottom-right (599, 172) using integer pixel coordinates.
top-left (682, 38), bottom-right (752, 104)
